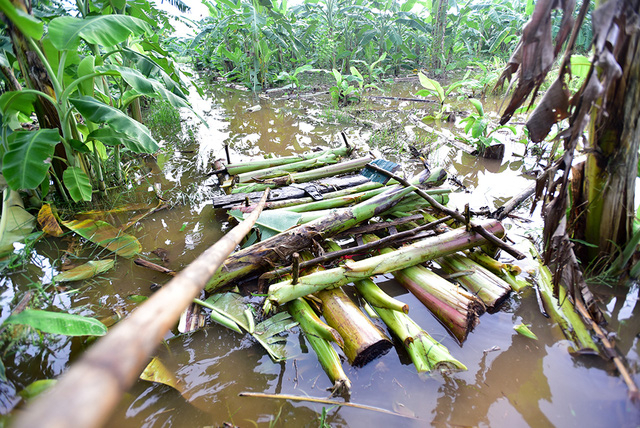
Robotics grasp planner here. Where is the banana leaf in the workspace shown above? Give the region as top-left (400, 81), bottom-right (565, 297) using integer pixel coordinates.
top-left (200, 292), bottom-right (298, 361)
top-left (62, 219), bottom-right (141, 258)
top-left (53, 260), bottom-right (115, 282)
top-left (37, 204), bottom-right (63, 237)
top-left (4, 309), bottom-right (107, 336)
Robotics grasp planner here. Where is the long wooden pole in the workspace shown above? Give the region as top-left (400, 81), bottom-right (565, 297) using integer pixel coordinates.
top-left (13, 190), bottom-right (271, 428)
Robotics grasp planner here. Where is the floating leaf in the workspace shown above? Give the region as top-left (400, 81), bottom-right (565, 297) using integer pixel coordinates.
top-left (63, 166), bottom-right (92, 202)
top-left (0, 187), bottom-right (35, 257)
top-left (514, 323), bottom-right (538, 340)
top-left (18, 379), bottom-right (57, 401)
top-left (4, 309), bottom-right (107, 336)
top-left (2, 129), bottom-right (60, 190)
top-left (201, 293), bottom-right (297, 360)
top-left (62, 219), bottom-right (141, 258)
top-left (140, 357), bottom-right (183, 393)
top-left (53, 259), bottom-right (115, 282)
top-left (127, 294), bottom-right (148, 303)
top-left (37, 204), bottom-right (63, 237)
top-left (203, 292), bottom-right (250, 331)
top-left (252, 312), bottom-right (298, 362)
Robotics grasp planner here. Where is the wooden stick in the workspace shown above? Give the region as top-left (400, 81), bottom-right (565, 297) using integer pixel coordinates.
top-left (365, 163), bottom-right (527, 260)
top-left (239, 392), bottom-right (417, 419)
top-left (291, 253), bottom-right (300, 285)
top-left (13, 190), bottom-right (271, 428)
top-left (367, 95), bottom-right (437, 104)
top-left (133, 258), bottom-right (176, 276)
top-left (573, 298), bottom-right (640, 402)
top-left (492, 182), bottom-right (536, 220)
top-left (333, 213), bottom-right (427, 238)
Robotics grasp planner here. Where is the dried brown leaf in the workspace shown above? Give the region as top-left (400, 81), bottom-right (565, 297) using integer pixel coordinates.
top-left (37, 204), bottom-right (63, 237)
top-left (526, 78), bottom-right (571, 142)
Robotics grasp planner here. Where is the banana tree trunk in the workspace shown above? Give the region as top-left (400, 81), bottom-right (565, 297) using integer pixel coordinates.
top-left (205, 185), bottom-right (417, 292)
top-left (266, 220), bottom-right (505, 310)
top-left (580, 26), bottom-right (640, 265)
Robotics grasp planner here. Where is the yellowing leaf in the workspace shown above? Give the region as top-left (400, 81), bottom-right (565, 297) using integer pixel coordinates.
top-left (53, 259), bottom-right (115, 282)
top-left (140, 357), bottom-right (183, 393)
top-left (62, 219), bottom-right (141, 258)
top-left (37, 204), bottom-right (63, 237)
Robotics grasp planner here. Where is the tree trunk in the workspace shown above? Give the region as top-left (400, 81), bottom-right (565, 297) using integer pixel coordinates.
top-left (430, 0), bottom-right (447, 73)
top-left (578, 10), bottom-right (640, 264)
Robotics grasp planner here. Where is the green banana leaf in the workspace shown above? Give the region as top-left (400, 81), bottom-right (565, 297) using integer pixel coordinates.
top-left (62, 166), bottom-right (92, 202)
top-left (4, 309), bottom-right (107, 336)
top-left (0, 90), bottom-right (37, 116)
top-left (53, 259), bottom-right (115, 282)
top-left (2, 129), bottom-right (60, 190)
top-left (201, 292), bottom-right (298, 361)
top-left (229, 209), bottom-right (301, 241)
top-left (62, 218), bottom-right (141, 258)
top-left (48, 15), bottom-right (151, 51)
top-left (96, 65), bottom-right (190, 110)
top-left (77, 55), bottom-right (96, 97)
top-left (70, 96), bottom-right (158, 153)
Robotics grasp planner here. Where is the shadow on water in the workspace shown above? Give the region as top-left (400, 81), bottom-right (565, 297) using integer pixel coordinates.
top-left (2, 76), bottom-right (640, 427)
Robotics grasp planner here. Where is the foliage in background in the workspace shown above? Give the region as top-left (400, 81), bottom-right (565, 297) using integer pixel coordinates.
top-left (189, 0), bottom-right (536, 90)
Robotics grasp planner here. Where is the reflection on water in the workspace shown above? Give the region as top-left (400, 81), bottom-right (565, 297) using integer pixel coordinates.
top-left (3, 77), bottom-right (640, 427)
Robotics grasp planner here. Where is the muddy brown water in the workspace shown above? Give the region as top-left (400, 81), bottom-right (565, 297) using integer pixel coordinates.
top-left (1, 79), bottom-right (639, 427)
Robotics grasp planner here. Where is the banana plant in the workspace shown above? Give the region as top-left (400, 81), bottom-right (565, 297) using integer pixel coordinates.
top-left (457, 98), bottom-right (516, 154)
top-left (0, 2), bottom-right (192, 203)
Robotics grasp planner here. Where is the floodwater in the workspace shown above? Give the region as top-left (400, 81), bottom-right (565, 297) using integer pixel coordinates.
top-left (1, 77), bottom-right (640, 428)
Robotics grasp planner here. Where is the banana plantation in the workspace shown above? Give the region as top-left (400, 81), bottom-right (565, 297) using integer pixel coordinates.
top-left (0, 0), bottom-right (639, 427)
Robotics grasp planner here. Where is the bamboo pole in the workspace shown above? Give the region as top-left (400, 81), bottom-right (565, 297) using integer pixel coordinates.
top-left (13, 190), bottom-right (271, 428)
top-left (265, 220), bottom-right (505, 310)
